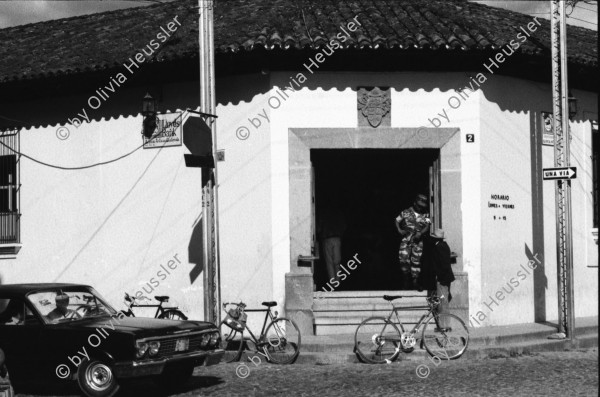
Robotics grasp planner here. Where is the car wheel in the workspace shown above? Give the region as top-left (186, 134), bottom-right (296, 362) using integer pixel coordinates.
top-left (77, 359), bottom-right (120, 397)
top-left (154, 364), bottom-right (194, 389)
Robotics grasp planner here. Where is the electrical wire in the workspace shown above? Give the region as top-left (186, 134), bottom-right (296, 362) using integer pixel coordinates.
top-left (0, 138), bottom-right (147, 170)
top-left (0, 120), bottom-right (175, 170)
top-left (529, 11), bottom-right (597, 25)
top-left (577, 6), bottom-right (598, 12)
top-left (0, 2), bottom-right (195, 170)
top-left (567, 15), bottom-right (598, 24)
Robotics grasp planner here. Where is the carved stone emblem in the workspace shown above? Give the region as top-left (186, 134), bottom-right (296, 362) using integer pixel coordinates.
top-left (357, 87), bottom-right (391, 128)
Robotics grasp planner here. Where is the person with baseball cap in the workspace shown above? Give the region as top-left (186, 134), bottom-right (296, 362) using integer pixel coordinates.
top-left (395, 193), bottom-right (431, 289)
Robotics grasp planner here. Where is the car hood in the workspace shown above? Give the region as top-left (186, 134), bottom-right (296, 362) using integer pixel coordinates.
top-left (68, 316), bottom-right (216, 338)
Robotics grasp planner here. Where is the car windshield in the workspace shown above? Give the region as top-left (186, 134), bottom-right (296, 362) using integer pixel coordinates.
top-left (27, 287), bottom-right (117, 324)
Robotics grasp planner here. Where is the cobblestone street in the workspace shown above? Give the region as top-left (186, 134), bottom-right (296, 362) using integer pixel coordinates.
top-left (16, 349), bottom-right (598, 397)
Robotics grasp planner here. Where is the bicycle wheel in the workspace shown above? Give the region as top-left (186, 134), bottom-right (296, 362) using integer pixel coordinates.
top-left (264, 317), bottom-right (300, 364)
top-left (219, 320), bottom-right (244, 363)
top-left (422, 313), bottom-right (469, 360)
top-left (159, 309), bottom-right (188, 321)
top-left (354, 317), bottom-right (402, 364)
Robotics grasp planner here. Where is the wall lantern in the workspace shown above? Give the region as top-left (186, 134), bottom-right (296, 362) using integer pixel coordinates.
top-left (568, 92), bottom-right (578, 120)
top-left (142, 92), bottom-right (158, 138)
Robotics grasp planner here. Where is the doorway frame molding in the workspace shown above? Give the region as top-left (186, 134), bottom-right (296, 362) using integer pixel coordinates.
top-left (284, 127), bottom-right (467, 335)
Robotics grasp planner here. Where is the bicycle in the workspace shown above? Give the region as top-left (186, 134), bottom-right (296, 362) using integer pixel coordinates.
top-left (354, 294), bottom-right (469, 364)
top-left (219, 301), bottom-right (301, 364)
top-left (120, 293), bottom-right (188, 320)
top-left (74, 295), bottom-right (112, 318)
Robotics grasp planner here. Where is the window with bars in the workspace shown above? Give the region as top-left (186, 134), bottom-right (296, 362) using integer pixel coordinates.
top-left (0, 129), bottom-right (20, 245)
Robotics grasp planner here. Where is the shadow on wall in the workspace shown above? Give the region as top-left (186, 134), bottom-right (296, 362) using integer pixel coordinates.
top-left (2, 63), bottom-right (595, 134)
top-left (188, 214), bottom-right (204, 284)
top-left (525, 243), bottom-right (547, 323)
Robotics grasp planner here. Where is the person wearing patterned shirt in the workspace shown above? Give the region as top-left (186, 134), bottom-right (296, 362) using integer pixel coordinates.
top-left (395, 194), bottom-right (431, 289)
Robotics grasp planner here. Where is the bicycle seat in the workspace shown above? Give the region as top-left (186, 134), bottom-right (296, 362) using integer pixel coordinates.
top-left (261, 301), bottom-right (277, 307)
top-left (383, 295), bottom-right (403, 301)
top-left (155, 296), bottom-right (169, 303)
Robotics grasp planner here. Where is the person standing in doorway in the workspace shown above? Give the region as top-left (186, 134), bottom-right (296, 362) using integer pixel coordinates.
top-left (418, 229), bottom-right (455, 320)
top-left (318, 198), bottom-right (347, 287)
top-left (418, 229), bottom-right (455, 300)
top-left (395, 194), bottom-right (431, 289)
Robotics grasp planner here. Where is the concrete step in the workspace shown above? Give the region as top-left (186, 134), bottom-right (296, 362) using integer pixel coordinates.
top-left (463, 333), bottom-right (599, 359)
top-left (313, 292), bottom-right (427, 311)
top-left (314, 291), bottom-right (428, 298)
top-left (313, 303), bottom-right (425, 311)
top-left (313, 291), bottom-right (430, 335)
top-left (303, 318), bottom-right (598, 350)
top-left (294, 333), bottom-right (598, 364)
top-left (313, 324), bottom-right (367, 335)
top-left (313, 312), bottom-right (427, 335)
top-left (295, 352), bottom-right (357, 364)
top-left (575, 323), bottom-right (599, 337)
top-left (314, 313), bottom-right (424, 323)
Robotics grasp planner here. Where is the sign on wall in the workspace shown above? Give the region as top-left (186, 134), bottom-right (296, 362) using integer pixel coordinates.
top-left (487, 193), bottom-right (515, 221)
top-left (541, 111), bottom-right (554, 146)
top-left (543, 167), bottom-right (577, 180)
top-left (143, 112), bottom-right (183, 149)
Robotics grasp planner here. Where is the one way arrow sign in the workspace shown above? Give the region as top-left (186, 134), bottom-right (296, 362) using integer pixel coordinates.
top-left (543, 167), bottom-right (577, 180)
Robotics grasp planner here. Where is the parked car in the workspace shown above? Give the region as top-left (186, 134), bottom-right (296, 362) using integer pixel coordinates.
top-left (0, 283), bottom-right (223, 397)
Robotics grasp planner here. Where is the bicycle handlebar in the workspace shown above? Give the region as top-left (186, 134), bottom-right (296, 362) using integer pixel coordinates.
top-left (426, 295), bottom-right (444, 306)
top-left (124, 293), bottom-right (150, 303)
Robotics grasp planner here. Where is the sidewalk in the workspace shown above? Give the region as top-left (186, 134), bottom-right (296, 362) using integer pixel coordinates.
top-left (295, 316), bottom-right (598, 364)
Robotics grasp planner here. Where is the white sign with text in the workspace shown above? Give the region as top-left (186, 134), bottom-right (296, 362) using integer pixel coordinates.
top-left (143, 112), bottom-right (183, 149)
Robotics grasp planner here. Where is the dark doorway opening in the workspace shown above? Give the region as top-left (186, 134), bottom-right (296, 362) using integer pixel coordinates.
top-left (312, 149), bottom-right (439, 291)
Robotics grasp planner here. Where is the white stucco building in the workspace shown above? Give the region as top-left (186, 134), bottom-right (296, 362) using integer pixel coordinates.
top-left (0, 0), bottom-right (597, 334)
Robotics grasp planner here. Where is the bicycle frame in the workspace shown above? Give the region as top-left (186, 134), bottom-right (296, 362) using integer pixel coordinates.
top-left (127, 302), bottom-right (165, 318)
top-left (240, 307), bottom-right (278, 354)
top-left (388, 305), bottom-right (436, 334)
top-left (124, 295), bottom-right (177, 318)
top-left (382, 297), bottom-right (444, 344)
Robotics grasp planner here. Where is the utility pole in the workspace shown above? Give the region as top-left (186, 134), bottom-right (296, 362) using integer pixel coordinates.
top-left (198, 0), bottom-right (221, 325)
top-left (549, 0), bottom-right (575, 340)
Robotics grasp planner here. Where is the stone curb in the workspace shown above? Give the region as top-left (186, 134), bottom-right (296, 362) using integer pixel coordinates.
top-left (294, 333), bottom-right (598, 365)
